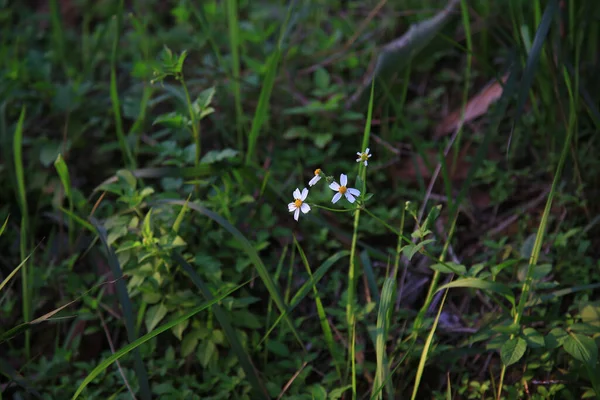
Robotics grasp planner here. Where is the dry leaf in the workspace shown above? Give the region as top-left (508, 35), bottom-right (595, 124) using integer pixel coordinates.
top-left (435, 74), bottom-right (508, 137)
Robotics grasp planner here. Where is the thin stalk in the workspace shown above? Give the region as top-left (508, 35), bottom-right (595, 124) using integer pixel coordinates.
top-left (497, 66), bottom-right (576, 399)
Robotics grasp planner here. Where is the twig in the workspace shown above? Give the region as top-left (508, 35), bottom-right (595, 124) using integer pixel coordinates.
top-left (277, 361), bottom-right (308, 400)
top-left (98, 310), bottom-right (137, 399)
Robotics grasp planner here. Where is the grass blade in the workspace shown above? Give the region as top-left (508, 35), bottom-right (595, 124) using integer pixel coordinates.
top-left (372, 278), bottom-right (395, 399)
top-left (171, 252), bottom-right (269, 399)
top-left (54, 154), bottom-right (74, 247)
top-left (13, 106), bottom-right (31, 359)
top-left (226, 0), bottom-right (243, 148)
top-left (90, 218), bottom-right (151, 400)
top-left (245, 1), bottom-right (295, 164)
top-left (71, 281), bottom-right (248, 400)
top-left (110, 0), bottom-right (135, 169)
top-left (259, 250), bottom-right (349, 345)
top-left (0, 214), bottom-right (8, 237)
top-left (155, 199), bottom-right (304, 348)
top-left (293, 237), bottom-right (343, 380)
top-left (0, 250), bottom-right (35, 293)
top-left (508, 0), bottom-right (559, 151)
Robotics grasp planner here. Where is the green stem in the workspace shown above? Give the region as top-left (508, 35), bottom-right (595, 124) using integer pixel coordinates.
top-left (181, 77), bottom-right (200, 166)
top-left (347, 207), bottom-right (361, 327)
top-left (310, 204), bottom-right (357, 213)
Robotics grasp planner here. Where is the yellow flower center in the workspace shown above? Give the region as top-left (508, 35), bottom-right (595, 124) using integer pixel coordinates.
top-left (339, 186), bottom-right (347, 194)
top-left (294, 199), bottom-right (303, 208)
top-left (314, 168), bottom-right (321, 176)
top-left (360, 153), bottom-right (368, 161)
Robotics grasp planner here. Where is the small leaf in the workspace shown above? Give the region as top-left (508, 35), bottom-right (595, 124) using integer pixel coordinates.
top-left (563, 333), bottom-right (598, 368)
top-left (153, 112), bottom-right (189, 128)
top-left (197, 340), bottom-right (216, 368)
top-left (314, 68), bottom-right (330, 89)
top-left (145, 303), bottom-right (168, 333)
top-left (429, 262), bottom-right (466, 275)
top-left (423, 204), bottom-right (442, 231)
top-left (54, 154), bottom-right (72, 199)
top-left (180, 330), bottom-right (199, 357)
top-left (328, 385), bottom-right (352, 400)
top-left (501, 337), bottom-right (527, 366)
top-left (523, 327), bottom-right (545, 349)
top-left (403, 239), bottom-right (435, 260)
top-left (581, 303), bottom-right (600, 328)
top-left (545, 327), bottom-right (568, 349)
top-left (171, 318), bottom-right (189, 341)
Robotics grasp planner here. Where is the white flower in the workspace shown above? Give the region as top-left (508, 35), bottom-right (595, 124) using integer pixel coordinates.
top-left (288, 188), bottom-right (311, 221)
top-left (329, 173), bottom-right (361, 204)
top-left (356, 147), bottom-right (372, 166)
top-left (309, 168), bottom-right (322, 186)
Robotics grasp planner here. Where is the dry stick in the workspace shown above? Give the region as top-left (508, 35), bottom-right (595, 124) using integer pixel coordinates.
top-left (276, 361), bottom-right (308, 400)
top-left (98, 310), bottom-right (137, 399)
top-left (396, 126), bottom-right (462, 310)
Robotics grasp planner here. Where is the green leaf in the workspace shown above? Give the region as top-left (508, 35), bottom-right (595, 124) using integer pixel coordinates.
top-left (145, 303), bottom-right (168, 333)
top-left (170, 318), bottom-right (188, 341)
top-left (581, 303), bottom-right (600, 328)
top-left (429, 262), bottom-right (466, 275)
top-left (54, 154), bottom-right (72, 199)
top-left (197, 339), bottom-right (216, 368)
top-left (314, 67), bottom-right (330, 89)
top-left (500, 337), bottom-right (527, 366)
top-left (522, 327), bottom-right (545, 349)
top-left (545, 327), bottom-right (568, 349)
top-left (563, 333), bottom-right (598, 368)
top-left (403, 239), bottom-right (435, 261)
top-left (436, 277), bottom-right (515, 306)
top-left (180, 329), bottom-right (199, 357)
top-left (329, 385), bottom-right (352, 400)
top-left (71, 282), bottom-right (247, 399)
top-left (152, 112), bottom-right (189, 128)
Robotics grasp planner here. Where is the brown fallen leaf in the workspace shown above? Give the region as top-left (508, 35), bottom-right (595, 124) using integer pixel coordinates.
top-left (435, 74), bottom-right (508, 137)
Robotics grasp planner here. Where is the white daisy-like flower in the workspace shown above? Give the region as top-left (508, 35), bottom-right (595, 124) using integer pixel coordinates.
top-left (329, 174), bottom-right (361, 204)
top-left (356, 148), bottom-right (372, 166)
top-left (288, 188), bottom-right (311, 221)
top-left (308, 168), bottom-right (322, 186)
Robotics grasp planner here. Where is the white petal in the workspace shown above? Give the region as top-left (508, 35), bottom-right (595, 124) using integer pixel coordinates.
top-left (347, 188), bottom-right (361, 197)
top-left (294, 208), bottom-right (300, 221)
top-left (356, 157), bottom-right (362, 163)
top-left (332, 192), bottom-right (342, 204)
top-left (367, 153), bottom-right (372, 158)
top-left (309, 175), bottom-right (320, 186)
top-left (329, 182), bottom-right (340, 191)
top-left (293, 188), bottom-right (301, 199)
top-left (301, 203), bottom-right (311, 214)
top-left (357, 152), bottom-right (362, 156)
top-left (340, 174), bottom-right (347, 186)
top-left (345, 193), bottom-right (356, 203)
top-left (364, 160), bottom-right (368, 166)
top-left (365, 147), bottom-right (370, 154)
top-left (301, 188), bottom-right (308, 200)
top-left (288, 202), bottom-right (297, 211)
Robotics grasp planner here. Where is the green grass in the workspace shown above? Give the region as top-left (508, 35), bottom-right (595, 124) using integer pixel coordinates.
top-left (1, 1), bottom-right (600, 399)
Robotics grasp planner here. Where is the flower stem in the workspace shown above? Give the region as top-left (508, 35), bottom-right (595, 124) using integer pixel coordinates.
top-left (310, 204), bottom-right (358, 213)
